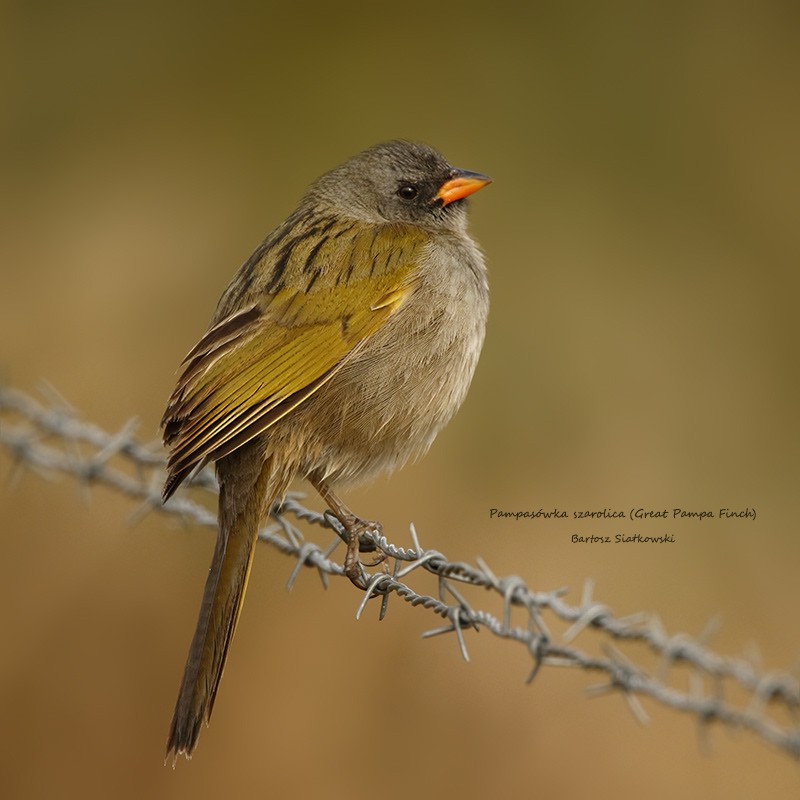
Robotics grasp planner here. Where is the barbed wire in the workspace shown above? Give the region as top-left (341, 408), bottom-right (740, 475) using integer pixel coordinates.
top-left (2, 385), bottom-right (799, 759)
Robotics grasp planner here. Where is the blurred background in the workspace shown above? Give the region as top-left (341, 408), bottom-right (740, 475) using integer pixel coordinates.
top-left (2, 1), bottom-right (799, 797)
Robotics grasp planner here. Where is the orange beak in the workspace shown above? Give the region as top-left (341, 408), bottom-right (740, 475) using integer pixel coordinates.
top-left (436, 169), bottom-right (492, 207)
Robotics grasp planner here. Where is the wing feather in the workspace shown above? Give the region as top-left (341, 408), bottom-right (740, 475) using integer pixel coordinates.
top-left (161, 224), bottom-right (422, 498)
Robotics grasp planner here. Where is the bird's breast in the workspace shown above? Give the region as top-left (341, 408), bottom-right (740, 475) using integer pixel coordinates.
top-left (265, 231), bottom-right (488, 485)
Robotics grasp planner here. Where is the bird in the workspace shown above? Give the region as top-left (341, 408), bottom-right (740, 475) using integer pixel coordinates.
top-left (161, 140), bottom-right (491, 760)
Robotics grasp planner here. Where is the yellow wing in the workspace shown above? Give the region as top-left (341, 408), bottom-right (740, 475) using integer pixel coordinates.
top-left (161, 222), bottom-right (423, 498)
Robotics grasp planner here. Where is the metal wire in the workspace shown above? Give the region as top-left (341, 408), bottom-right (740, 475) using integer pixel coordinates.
top-left (2, 385), bottom-right (799, 760)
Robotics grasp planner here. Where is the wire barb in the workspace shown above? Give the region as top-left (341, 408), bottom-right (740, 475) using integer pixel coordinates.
top-left (2, 385), bottom-right (800, 761)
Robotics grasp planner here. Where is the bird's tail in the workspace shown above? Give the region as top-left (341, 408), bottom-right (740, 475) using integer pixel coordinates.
top-left (165, 451), bottom-right (288, 762)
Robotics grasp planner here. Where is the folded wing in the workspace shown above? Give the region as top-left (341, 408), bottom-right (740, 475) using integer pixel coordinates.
top-left (161, 225), bottom-right (422, 499)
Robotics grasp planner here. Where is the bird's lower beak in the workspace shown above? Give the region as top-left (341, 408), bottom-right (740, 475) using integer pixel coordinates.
top-left (436, 170), bottom-right (492, 207)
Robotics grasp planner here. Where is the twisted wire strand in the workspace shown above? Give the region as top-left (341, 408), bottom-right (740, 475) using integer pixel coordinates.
top-left (1, 385), bottom-right (799, 759)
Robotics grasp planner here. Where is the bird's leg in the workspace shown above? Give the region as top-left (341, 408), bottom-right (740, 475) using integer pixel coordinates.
top-left (309, 475), bottom-right (385, 586)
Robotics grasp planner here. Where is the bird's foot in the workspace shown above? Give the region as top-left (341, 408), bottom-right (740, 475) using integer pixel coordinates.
top-left (341, 515), bottom-right (385, 587)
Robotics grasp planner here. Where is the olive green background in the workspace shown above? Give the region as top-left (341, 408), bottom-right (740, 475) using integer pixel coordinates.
top-left (2, 2), bottom-right (799, 798)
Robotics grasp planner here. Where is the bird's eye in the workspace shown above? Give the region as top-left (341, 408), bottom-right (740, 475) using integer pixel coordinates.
top-left (397, 184), bottom-right (418, 200)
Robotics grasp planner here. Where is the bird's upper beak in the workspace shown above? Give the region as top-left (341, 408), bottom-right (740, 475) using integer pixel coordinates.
top-left (436, 169), bottom-right (492, 207)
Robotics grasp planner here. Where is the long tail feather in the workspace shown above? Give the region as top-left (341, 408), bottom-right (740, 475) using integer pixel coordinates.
top-left (166, 452), bottom-right (286, 761)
